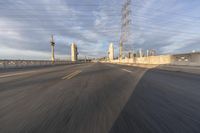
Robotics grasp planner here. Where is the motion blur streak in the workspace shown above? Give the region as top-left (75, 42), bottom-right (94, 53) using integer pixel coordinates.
top-left (0, 63), bottom-right (199, 133)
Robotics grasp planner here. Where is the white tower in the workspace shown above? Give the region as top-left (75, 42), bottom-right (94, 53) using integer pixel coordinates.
top-left (71, 43), bottom-right (78, 62)
top-left (108, 43), bottom-right (114, 61)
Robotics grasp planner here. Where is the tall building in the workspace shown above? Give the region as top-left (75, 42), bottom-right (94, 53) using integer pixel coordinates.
top-left (71, 43), bottom-right (78, 62)
top-left (108, 43), bottom-right (114, 61)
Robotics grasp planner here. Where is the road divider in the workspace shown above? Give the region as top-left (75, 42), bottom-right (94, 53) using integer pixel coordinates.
top-left (62, 70), bottom-right (82, 80)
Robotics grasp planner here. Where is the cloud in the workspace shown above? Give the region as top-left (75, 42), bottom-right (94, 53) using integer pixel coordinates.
top-left (0, 0), bottom-right (200, 59)
top-left (0, 46), bottom-right (50, 60)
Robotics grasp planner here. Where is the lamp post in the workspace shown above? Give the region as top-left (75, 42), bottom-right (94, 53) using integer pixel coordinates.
top-left (50, 35), bottom-right (55, 64)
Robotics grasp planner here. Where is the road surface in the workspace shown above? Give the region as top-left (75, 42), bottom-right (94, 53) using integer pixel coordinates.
top-left (0, 63), bottom-right (200, 133)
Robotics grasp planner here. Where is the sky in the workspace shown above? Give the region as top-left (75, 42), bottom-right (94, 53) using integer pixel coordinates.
top-left (0, 0), bottom-right (200, 60)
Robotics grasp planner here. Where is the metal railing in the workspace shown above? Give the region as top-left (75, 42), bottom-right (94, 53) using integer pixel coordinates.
top-left (0, 60), bottom-right (78, 69)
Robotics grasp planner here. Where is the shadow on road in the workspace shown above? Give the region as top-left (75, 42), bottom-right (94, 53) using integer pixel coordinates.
top-left (109, 69), bottom-right (200, 133)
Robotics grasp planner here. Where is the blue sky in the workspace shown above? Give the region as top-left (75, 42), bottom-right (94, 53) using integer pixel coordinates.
top-left (0, 0), bottom-right (200, 60)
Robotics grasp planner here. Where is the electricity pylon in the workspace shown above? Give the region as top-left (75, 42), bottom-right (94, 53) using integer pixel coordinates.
top-left (120, 0), bottom-right (132, 60)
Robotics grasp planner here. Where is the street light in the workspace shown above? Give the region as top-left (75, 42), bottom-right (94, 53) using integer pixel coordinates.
top-left (50, 35), bottom-right (55, 64)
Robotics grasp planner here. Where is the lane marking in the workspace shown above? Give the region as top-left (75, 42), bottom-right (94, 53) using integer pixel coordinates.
top-left (62, 71), bottom-right (78, 79)
top-left (0, 63), bottom-right (88, 79)
top-left (122, 69), bottom-right (132, 73)
top-left (0, 71), bottom-right (37, 78)
top-left (62, 70), bottom-right (82, 80)
top-left (67, 71), bottom-right (82, 79)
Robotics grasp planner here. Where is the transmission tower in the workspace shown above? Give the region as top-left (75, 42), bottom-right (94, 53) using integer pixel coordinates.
top-left (119, 0), bottom-right (132, 59)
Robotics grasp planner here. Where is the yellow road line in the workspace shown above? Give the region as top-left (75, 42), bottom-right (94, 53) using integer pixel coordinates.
top-left (62, 71), bottom-right (78, 79)
top-left (62, 70), bottom-right (82, 80)
top-left (67, 71), bottom-right (82, 79)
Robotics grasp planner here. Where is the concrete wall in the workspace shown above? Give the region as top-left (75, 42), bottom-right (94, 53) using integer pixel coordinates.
top-left (111, 55), bottom-right (172, 65)
top-left (171, 53), bottom-right (200, 66)
top-left (110, 53), bottom-right (200, 66)
top-left (136, 55), bottom-right (172, 64)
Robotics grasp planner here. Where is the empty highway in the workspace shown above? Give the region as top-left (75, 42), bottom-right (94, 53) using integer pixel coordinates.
top-left (0, 63), bottom-right (200, 133)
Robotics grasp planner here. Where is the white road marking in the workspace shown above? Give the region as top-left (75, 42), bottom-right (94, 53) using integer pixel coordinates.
top-left (122, 69), bottom-right (132, 73)
top-left (0, 71), bottom-right (38, 78)
top-left (0, 63), bottom-right (87, 79)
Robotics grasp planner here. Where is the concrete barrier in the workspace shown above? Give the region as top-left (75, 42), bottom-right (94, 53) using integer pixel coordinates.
top-left (171, 53), bottom-right (200, 66)
top-left (0, 60), bottom-right (79, 69)
top-left (109, 52), bottom-right (200, 67)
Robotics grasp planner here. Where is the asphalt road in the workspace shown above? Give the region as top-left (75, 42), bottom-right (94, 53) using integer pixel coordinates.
top-left (0, 63), bottom-right (200, 133)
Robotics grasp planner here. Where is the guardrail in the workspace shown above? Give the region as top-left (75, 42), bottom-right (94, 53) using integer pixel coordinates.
top-left (0, 60), bottom-right (79, 69)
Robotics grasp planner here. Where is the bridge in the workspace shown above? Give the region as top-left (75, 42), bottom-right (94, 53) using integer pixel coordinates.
top-left (0, 0), bottom-right (200, 132)
top-left (0, 60), bottom-right (200, 133)
top-left (0, 39), bottom-right (200, 133)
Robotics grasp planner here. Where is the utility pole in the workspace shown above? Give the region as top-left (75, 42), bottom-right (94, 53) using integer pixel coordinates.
top-left (120, 0), bottom-right (132, 61)
top-left (50, 35), bottom-right (55, 64)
